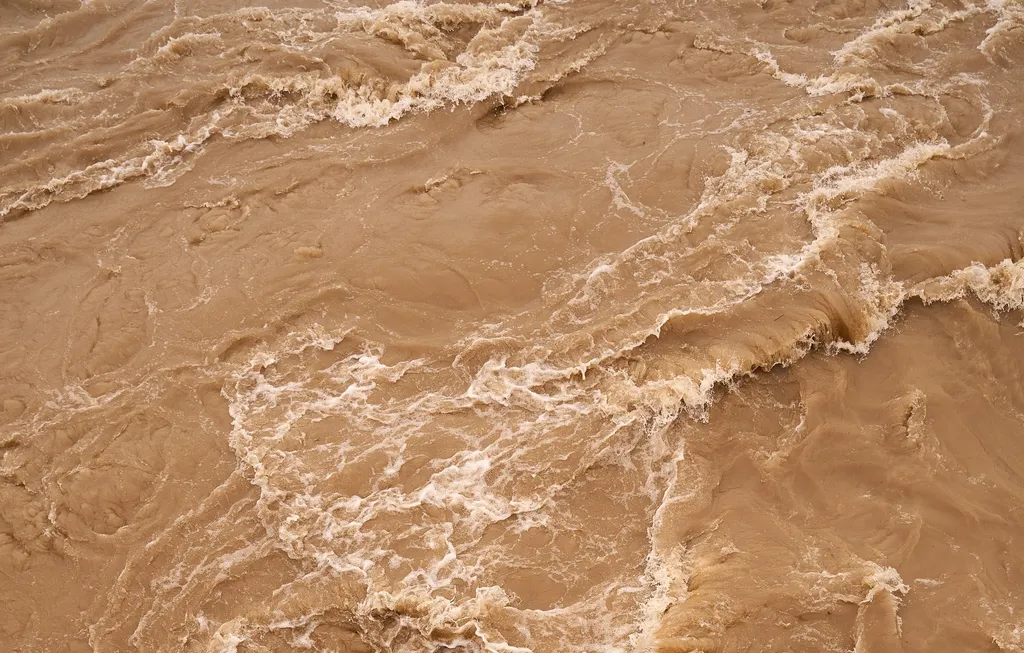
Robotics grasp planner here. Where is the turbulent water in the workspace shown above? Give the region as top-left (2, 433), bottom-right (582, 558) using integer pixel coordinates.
top-left (2, 0), bottom-right (1024, 651)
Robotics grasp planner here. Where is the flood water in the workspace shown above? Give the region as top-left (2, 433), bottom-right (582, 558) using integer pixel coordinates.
top-left (2, 1), bottom-right (1024, 651)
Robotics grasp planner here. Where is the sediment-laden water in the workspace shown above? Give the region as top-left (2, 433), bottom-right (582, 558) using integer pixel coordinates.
top-left (2, 1), bottom-right (1024, 651)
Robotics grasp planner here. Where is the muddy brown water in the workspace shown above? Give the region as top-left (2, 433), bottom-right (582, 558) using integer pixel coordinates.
top-left (2, 1), bottom-right (1024, 651)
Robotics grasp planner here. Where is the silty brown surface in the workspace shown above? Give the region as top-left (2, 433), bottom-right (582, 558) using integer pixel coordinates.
top-left (2, 0), bottom-right (1024, 651)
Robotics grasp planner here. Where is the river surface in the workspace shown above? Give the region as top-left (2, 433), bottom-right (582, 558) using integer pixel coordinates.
top-left (2, 1), bottom-right (1024, 652)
